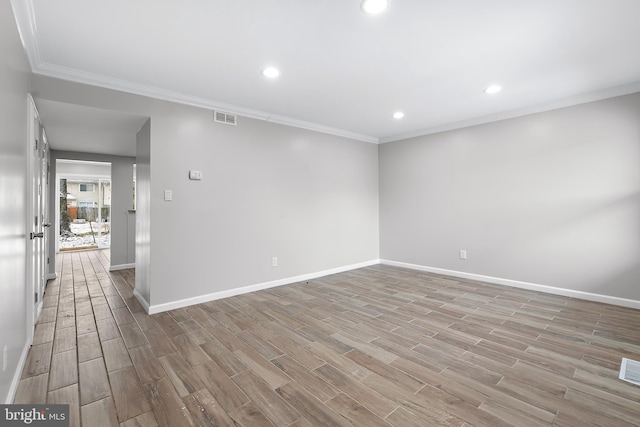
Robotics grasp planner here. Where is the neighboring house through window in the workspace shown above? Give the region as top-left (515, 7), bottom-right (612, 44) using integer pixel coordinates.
top-left (78, 201), bottom-right (96, 207)
top-left (79, 183), bottom-right (94, 192)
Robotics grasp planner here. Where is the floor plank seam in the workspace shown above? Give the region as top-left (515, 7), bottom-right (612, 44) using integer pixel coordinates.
top-left (15, 250), bottom-right (640, 426)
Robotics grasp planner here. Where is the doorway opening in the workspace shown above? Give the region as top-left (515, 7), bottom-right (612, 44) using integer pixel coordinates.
top-left (56, 159), bottom-right (111, 251)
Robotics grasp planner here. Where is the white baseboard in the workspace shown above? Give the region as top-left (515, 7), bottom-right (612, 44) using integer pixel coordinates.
top-left (110, 263), bottom-right (135, 272)
top-left (148, 259), bottom-right (381, 314)
top-left (380, 259), bottom-right (640, 310)
top-left (46, 272), bottom-right (57, 280)
top-left (133, 288), bottom-right (150, 314)
top-left (5, 340), bottom-right (32, 403)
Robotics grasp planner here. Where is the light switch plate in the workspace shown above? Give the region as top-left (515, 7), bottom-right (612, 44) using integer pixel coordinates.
top-left (164, 190), bottom-right (173, 201)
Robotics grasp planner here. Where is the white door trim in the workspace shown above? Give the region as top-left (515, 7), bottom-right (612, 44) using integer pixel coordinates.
top-left (25, 94), bottom-right (37, 343)
top-left (25, 94), bottom-right (44, 341)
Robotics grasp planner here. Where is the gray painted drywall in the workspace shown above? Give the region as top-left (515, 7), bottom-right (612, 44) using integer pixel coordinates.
top-left (49, 151), bottom-right (136, 273)
top-left (0, 0), bottom-right (31, 403)
top-left (112, 159), bottom-right (136, 266)
top-left (33, 76), bottom-right (380, 308)
top-left (135, 119), bottom-right (151, 304)
top-left (148, 114), bottom-right (379, 306)
top-left (56, 160), bottom-right (111, 177)
top-left (380, 93), bottom-right (640, 300)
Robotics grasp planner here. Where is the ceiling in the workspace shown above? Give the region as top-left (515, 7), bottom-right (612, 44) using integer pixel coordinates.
top-left (35, 99), bottom-right (148, 157)
top-left (13, 0), bottom-right (640, 150)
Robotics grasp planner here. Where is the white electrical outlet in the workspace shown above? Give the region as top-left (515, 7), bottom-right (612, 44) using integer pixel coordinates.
top-left (272, 257), bottom-right (278, 267)
top-left (459, 250), bottom-right (467, 260)
top-left (3, 345), bottom-right (7, 372)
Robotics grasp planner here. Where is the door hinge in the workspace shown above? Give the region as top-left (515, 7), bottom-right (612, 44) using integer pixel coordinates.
top-left (34, 292), bottom-right (38, 303)
top-left (47, 257), bottom-right (50, 265)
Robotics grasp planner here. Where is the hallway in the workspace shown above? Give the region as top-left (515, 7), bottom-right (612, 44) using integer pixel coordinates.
top-left (14, 250), bottom-right (141, 425)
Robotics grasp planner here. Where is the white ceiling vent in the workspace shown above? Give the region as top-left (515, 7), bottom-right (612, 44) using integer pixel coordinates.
top-left (619, 358), bottom-right (640, 386)
top-left (214, 111), bottom-right (237, 126)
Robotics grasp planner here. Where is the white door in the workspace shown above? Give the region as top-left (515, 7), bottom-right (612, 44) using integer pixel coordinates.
top-left (26, 95), bottom-right (47, 332)
top-left (39, 127), bottom-right (50, 299)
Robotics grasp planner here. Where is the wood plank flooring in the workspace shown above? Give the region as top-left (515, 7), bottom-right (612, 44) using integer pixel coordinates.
top-left (14, 250), bottom-right (640, 426)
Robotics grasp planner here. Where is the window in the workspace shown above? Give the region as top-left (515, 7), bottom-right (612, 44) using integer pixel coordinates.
top-left (79, 183), bottom-right (94, 192)
top-left (78, 201), bottom-right (96, 208)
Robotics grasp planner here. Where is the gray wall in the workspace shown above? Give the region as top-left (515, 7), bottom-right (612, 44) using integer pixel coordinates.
top-left (148, 113), bottom-right (379, 308)
top-left (49, 151), bottom-right (136, 273)
top-left (380, 93), bottom-right (640, 300)
top-left (0, 0), bottom-right (31, 403)
top-left (33, 76), bottom-right (380, 309)
top-left (56, 160), bottom-right (111, 177)
top-left (112, 159), bottom-right (136, 266)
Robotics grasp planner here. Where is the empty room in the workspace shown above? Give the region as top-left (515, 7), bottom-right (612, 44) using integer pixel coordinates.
top-left (1, 0), bottom-right (639, 426)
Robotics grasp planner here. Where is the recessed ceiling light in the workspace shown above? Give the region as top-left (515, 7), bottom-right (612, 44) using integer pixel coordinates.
top-left (393, 111), bottom-right (404, 119)
top-left (361, 0), bottom-right (388, 14)
top-left (262, 67), bottom-right (280, 78)
top-left (484, 85), bottom-right (502, 94)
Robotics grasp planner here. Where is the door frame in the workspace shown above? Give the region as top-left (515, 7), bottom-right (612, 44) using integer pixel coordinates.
top-left (55, 161), bottom-right (112, 252)
top-left (39, 125), bottom-right (50, 298)
top-left (25, 94), bottom-right (46, 341)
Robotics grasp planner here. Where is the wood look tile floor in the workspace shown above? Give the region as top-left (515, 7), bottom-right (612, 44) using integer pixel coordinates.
top-left (14, 250), bottom-right (640, 426)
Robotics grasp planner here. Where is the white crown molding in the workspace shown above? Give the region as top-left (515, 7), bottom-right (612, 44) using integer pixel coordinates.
top-left (13, 0), bottom-right (639, 146)
top-left (35, 61), bottom-right (379, 144)
top-left (380, 259), bottom-right (640, 310)
top-left (37, 49), bottom-right (640, 147)
top-left (10, 0), bottom-right (41, 70)
top-left (379, 81), bottom-right (640, 144)
top-left (11, 0), bottom-right (378, 144)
